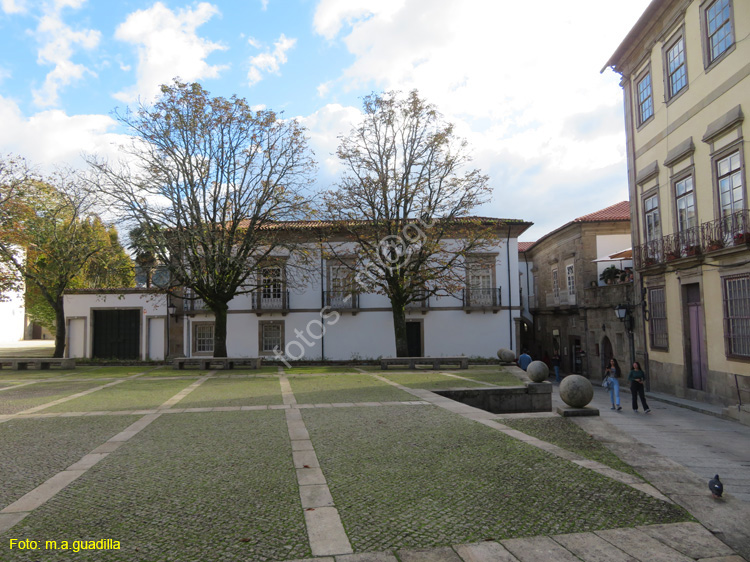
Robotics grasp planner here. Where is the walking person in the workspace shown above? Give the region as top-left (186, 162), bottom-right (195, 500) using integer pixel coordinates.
top-left (627, 361), bottom-right (650, 413)
top-left (517, 349), bottom-right (532, 371)
top-left (552, 351), bottom-right (562, 383)
top-left (602, 358), bottom-right (622, 410)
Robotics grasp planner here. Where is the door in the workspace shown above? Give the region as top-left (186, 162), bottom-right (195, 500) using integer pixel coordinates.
top-left (685, 284), bottom-right (708, 390)
top-left (147, 317), bottom-right (165, 361)
top-left (406, 321), bottom-right (422, 357)
top-left (92, 310), bottom-right (140, 360)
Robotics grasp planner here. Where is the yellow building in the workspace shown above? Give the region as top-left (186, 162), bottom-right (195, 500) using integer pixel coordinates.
top-left (604, 0), bottom-right (749, 421)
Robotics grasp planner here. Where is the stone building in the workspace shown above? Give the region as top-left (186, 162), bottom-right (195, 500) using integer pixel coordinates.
top-left (522, 202), bottom-right (636, 380)
top-left (604, 0), bottom-right (750, 417)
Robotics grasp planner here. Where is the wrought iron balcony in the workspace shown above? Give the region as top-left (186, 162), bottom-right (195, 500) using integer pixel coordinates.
top-left (183, 290), bottom-right (209, 313)
top-left (252, 289), bottom-right (290, 315)
top-left (635, 210), bottom-right (750, 269)
top-left (545, 291), bottom-right (577, 307)
top-left (405, 290), bottom-right (430, 311)
top-left (462, 288), bottom-right (501, 312)
top-left (324, 290), bottom-right (359, 311)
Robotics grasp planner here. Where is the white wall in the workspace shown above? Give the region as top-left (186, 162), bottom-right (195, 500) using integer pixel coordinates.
top-left (0, 290), bottom-right (25, 343)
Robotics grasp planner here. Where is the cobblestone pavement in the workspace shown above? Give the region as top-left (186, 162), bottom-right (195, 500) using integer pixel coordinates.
top-left (0, 367), bottom-right (746, 561)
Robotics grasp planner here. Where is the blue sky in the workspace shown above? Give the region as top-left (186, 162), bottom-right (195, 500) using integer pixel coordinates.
top-left (0, 0), bottom-right (652, 241)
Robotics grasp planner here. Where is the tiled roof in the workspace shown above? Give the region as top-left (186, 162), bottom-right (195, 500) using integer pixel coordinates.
top-left (518, 241), bottom-right (535, 252)
top-left (573, 201), bottom-right (630, 223)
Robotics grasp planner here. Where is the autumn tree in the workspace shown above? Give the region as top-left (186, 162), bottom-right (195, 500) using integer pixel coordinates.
top-left (0, 167), bottom-right (133, 357)
top-left (87, 80), bottom-right (315, 357)
top-left (323, 90), bottom-right (495, 357)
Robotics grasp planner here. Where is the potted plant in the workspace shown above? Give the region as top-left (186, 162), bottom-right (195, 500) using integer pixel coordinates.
top-left (734, 232), bottom-right (749, 245)
top-left (707, 239), bottom-right (725, 252)
top-left (599, 265), bottom-right (623, 285)
top-left (685, 244), bottom-right (701, 257)
top-left (666, 249), bottom-right (681, 262)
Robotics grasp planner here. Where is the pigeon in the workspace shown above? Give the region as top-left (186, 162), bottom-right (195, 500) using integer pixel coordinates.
top-left (709, 474), bottom-right (723, 498)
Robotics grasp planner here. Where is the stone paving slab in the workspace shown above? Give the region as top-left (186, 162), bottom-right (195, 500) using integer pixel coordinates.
top-left (397, 546), bottom-right (463, 561)
top-left (452, 541), bottom-right (519, 561)
top-left (501, 536), bottom-right (583, 561)
top-left (639, 522), bottom-right (736, 559)
top-left (299, 484), bottom-right (334, 508)
top-left (335, 552), bottom-right (398, 561)
top-left (305, 507), bottom-right (353, 556)
top-left (551, 532), bottom-right (635, 562)
top-left (594, 528), bottom-right (692, 562)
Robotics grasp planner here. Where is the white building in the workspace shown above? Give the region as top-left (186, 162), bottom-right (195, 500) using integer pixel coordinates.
top-left (64, 218), bottom-right (531, 361)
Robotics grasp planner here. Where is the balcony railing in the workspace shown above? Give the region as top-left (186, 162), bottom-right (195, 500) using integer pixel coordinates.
top-left (405, 290), bottom-right (430, 310)
top-left (252, 289), bottom-right (289, 313)
top-left (324, 290), bottom-right (359, 311)
top-left (545, 291), bottom-right (577, 307)
top-left (183, 290), bottom-right (209, 313)
top-left (635, 210), bottom-right (750, 269)
top-left (462, 288), bottom-right (501, 310)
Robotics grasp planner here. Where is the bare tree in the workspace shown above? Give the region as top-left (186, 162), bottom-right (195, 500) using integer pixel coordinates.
top-left (87, 80), bottom-right (316, 357)
top-left (322, 90), bottom-right (496, 357)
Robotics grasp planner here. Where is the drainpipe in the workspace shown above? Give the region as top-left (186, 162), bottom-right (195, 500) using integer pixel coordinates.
top-left (507, 225), bottom-right (513, 350)
top-left (319, 238), bottom-right (325, 361)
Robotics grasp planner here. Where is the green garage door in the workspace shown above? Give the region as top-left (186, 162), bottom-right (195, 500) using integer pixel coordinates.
top-left (92, 309), bottom-right (141, 360)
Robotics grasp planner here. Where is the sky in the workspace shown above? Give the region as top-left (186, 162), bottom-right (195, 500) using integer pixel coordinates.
top-left (0, 0), bottom-right (653, 242)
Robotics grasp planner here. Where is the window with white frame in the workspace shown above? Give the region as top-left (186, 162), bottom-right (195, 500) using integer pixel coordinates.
top-left (259, 321), bottom-right (284, 355)
top-left (717, 150), bottom-right (743, 218)
top-left (665, 33), bottom-right (687, 99)
top-left (644, 194), bottom-right (661, 242)
top-left (703, 0), bottom-right (734, 65)
top-left (467, 258), bottom-right (495, 306)
top-left (328, 263), bottom-right (355, 307)
top-left (636, 70), bottom-right (653, 126)
top-left (260, 266), bottom-right (284, 308)
top-left (552, 268), bottom-right (559, 298)
top-left (675, 175), bottom-right (696, 233)
top-left (193, 323), bottom-right (214, 354)
top-left (565, 264), bottom-right (575, 295)
top-left (648, 287), bottom-right (668, 349)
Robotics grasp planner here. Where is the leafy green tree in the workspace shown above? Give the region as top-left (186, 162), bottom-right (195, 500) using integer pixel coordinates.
top-left (0, 169), bottom-right (132, 357)
top-left (88, 80), bottom-right (316, 357)
top-left (322, 90), bottom-right (495, 357)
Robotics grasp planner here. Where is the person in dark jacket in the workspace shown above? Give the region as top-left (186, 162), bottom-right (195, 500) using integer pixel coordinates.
top-left (627, 361), bottom-right (650, 413)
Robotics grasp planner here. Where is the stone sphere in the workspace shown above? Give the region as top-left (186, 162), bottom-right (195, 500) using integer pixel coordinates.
top-left (497, 348), bottom-right (516, 362)
top-left (526, 360), bottom-right (549, 382)
top-left (559, 375), bottom-right (594, 408)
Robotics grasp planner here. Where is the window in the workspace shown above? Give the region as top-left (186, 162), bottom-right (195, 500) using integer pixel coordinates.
top-left (193, 323), bottom-right (214, 354)
top-left (328, 263), bottom-right (356, 308)
top-left (258, 265), bottom-right (285, 309)
top-left (259, 321), bottom-right (284, 355)
top-left (665, 33), bottom-right (687, 99)
top-left (724, 275), bottom-right (750, 357)
top-left (566, 264), bottom-right (575, 295)
top-left (636, 70), bottom-right (653, 126)
top-left (717, 150), bottom-right (743, 218)
top-left (703, 0), bottom-right (734, 65)
top-left (649, 287), bottom-right (668, 349)
top-left (466, 257), bottom-right (497, 306)
top-left (644, 194), bottom-right (661, 242)
top-left (552, 268), bottom-right (559, 298)
top-left (675, 175), bottom-right (696, 233)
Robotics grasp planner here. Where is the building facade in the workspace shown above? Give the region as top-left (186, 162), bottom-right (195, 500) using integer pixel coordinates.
top-left (604, 0), bottom-right (750, 415)
top-left (523, 202), bottom-right (636, 380)
top-left (64, 218), bottom-right (530, 362)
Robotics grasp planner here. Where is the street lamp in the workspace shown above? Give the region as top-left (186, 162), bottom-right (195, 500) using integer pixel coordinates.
top-left (167, 301), bottom-right (177, 320)
top-left (614, 303), bottom-right (636, 367)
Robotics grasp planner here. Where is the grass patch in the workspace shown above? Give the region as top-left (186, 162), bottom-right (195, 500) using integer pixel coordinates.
top-left (284, 365), bottom-right (358, 374)
top-left (60, 366), bottom-right (164, 378)
top-left (303, 405), bottom-right (689, 552)
top-left (458, 370), bottom-right (521, 386)
top-left (178, 378), bottom-right (283, 408)
top-left (383, 371), bottom-right (487, 390)
top-left (0, 415), bottom-right (140, 508)
top-left (288, 374), bottom-right (412, 403)
top-left (44, 379), bottom-right (196, 412)
top-left (0, 370), bottom-right (78, 381)
top-left (502, 417), bottom-right (641, 477)
top-left (4, 411), bottom-right (311, 561)
top-left (0, 381), bottom-right (105, 415)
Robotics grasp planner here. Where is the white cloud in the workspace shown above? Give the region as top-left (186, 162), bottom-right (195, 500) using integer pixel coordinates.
top-left (298, 102), bottom-right (362, 181)
top-left (260, 0), bottom-right (269, 10)
top-left (114, 2), bottom-right (227, 103)
top-left (1, 0), bottom-right (26, 13)
top-left (0, 95), bottom-right (125, 170)
top-left (247, 33), bottom-right (296, 87)
top-left (312, 0), bottom-right (651, 236)
top-left (31, 2), bottom-right (101, 107)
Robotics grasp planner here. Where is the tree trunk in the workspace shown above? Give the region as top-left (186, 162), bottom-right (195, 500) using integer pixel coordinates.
top-left (212, 301), bottom-right (229, 357)
top-left (391, 304), bottom-right (409, 357)
top-left (53, 296), bottom-right (66, 358)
